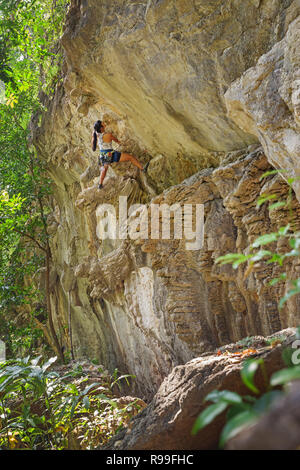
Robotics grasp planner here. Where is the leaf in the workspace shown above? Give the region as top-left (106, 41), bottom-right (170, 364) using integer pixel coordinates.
top-left (269, 273), bottom-right (287, 286)
top-left (241, 359), bottom-right (263, 394)
top-left (99, 396), bottom-right (118, 408)
top-left (256, 194), bottom-right (277, 208)
top-left (81, 382), bottom-right (101, 396)
top-left (29, 365), bottom-right (44, 378)
top-left (94, 393), bottom-right (110, 401)
top-left (270, 366), bottom-right (300, 386)
top-left (57, 397), bottom-right (72, 421)
top-left (279, 286), bottom-right (300, 309)
top-left (41, 356), bottom-right (57, 372)
top-left (69, 396), bottom-right (80, 418)
top-left (266, 253), bottom-right (285, 266)
top-left (226, 402), bottom-right (252, 421)
top-left (219, 410), bottom-right (258, 448)
top-left (278, 224), bottom-right (290, 236)
top-left (285, 249), bottom-right (300, 258)
top-left (269, 201), bottom-right (286, 211)
top-left (260, 169), bottom-right (287, 180)
top-left (250, 250), bottom-right (272, 262)
top-left (31, 355), bottom-right (42, 366)
top-left (205, 390), bottom-right (243, 405)
top-left (243, 395), bottom-right (257, 404)
top-left (281, 347), bottom-right (294, 367)
top-left (111, 373), bottom-right (135, 389)
top-left (191, 401), bottom-right (228, 435)
top-left (216, 253), bottom-right (252, 268)
top-left (216, 253), bottom-right (245, 264)
top-left (252, 233), bottom-right (278, 248)
top-left (65, 383), bottom-right (78, 395)
top-left (82, 395), bottom-right (90, 410)
top-left (287, 177), bottom-right (300, 184)
top-left (252, 390), bottom-right (283, 414)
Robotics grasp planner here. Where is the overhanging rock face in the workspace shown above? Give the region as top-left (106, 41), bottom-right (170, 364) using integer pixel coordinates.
top-left (32, 0), bottom-right (300, 399)
top-left (225, 15), bottom-right (300, 201)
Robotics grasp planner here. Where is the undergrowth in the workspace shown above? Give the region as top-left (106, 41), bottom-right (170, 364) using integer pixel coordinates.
top-left (0, 356), bottom-right (143, 449)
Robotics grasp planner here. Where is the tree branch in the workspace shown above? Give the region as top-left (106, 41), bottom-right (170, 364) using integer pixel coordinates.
top-left (12, 227), bottom-right (47, 253)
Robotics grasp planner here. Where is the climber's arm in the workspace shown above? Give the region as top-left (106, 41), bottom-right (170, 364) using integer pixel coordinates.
top-left (91, 132), bottom-right (97, 151)
top-left (110, 134), bottom-right (120, 144)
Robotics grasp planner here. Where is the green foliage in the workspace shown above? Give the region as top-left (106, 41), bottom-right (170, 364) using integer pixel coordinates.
top-left (0, 356), bottom-right (138, 449)
top-left (265, 334), bottom-right (287, 346)
top-left (240, 358), bottom-right (264, 394)
top-left (191, 347), bottom-right (300, 447)
top-left (0, 0), bottom-right (68, 357)
top-left (270, 367), bottom-right (300, 387)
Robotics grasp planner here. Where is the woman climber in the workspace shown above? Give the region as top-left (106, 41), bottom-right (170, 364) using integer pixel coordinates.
top-left (92, 120), bottom-right (149, 189)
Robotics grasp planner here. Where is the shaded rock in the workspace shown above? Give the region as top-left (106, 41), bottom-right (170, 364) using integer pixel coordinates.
top-left (33, 0), bottom-right (297, 170)
top-left (226, 380), bottom-right (300, 449)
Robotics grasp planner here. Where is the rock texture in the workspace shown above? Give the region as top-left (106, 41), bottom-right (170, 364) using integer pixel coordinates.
top-left (37, 144), bottom-right (300, 400)
top-left (225, 15), bottom-right (300, 201)
top-left (102, 329), bottom-right (296, 450)
top-left (31, 0), bottom-right (300, 399)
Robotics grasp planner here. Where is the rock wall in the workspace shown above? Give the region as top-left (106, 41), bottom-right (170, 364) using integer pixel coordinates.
top-left (225, 14), bottom-right (300, 200)
top-left (32, 0), bottom-right (300, 399)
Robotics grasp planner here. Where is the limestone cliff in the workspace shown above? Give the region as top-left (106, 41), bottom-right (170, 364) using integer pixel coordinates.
top-left (32, 0), bottom-right (300, 399)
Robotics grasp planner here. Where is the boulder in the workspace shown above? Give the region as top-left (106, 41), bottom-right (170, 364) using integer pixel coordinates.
top-left (102, 329), bottom-right (296, 450)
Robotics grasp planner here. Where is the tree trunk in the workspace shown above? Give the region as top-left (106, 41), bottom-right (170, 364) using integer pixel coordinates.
top-left (68, 291), bottom-right (75, 360)
top-left (45, 245), bottom-right (64, 362)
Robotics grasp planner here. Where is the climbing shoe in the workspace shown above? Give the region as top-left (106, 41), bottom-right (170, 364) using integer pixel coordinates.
top-left (143, 162), bottom-right (150, 173)
top-left (98, 183), bottom-right (103, 189)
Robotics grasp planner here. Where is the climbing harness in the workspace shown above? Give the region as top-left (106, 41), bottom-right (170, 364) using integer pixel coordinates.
top-left (99, 149), bottom-right (113, 166)
top-left (98, 132), bottom-right (113, 166)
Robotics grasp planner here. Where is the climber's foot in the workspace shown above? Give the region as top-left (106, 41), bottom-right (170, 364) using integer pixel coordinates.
top-left (98, 183), bottom-right (103, 189)
top-left (142, 162), bottom-right (150, 173)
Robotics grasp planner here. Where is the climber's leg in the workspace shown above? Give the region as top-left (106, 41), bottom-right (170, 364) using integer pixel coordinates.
top-left (120, 152), bottom-right (143, 170)
top-left (99, 163), bottom-right (109, 187)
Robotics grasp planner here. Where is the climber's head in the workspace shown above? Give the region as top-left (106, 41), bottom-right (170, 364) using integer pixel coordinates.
top-left (94, 120), bottom-right (106, 134)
